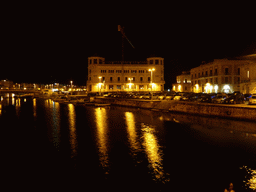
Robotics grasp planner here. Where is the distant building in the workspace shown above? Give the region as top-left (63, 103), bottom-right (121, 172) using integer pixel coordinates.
top-left (172, 54), bottom-right (256, 94)
top-left (87, 56), bottom-right (165, 92)
top-left (0, 80), bottom-right (13, 89)
top-left (172, 71), bottom-right (191, 92)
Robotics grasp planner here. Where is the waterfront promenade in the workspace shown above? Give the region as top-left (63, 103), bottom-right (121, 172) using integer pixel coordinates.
top-left (94, 97), bottom-right (256, 121)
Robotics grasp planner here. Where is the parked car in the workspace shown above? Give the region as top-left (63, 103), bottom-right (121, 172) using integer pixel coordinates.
top-left (248, 94), bottom-right (256, 105)
top-left (223, 93), bottom-right (245, 104)
top-left (212, 95), bottom-right (227, 103)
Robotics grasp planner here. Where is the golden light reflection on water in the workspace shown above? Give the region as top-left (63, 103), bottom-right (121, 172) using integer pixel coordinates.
top-left (141, 125), bottom-right (165, 181)
top-left (95, 107), bottom-right (109, 171)
top-left (45, 99), bottom-right (61, 150)
top-left (242, 165), bottom-right (256, 190)
top-left (125, 112), bottom-right (140, 155)
top-left (68, 104), bottom-right (77, 158)
top-left (33, 98), bottom-right (36, 117)
top-left (52, 101), bottom-right (60, 150)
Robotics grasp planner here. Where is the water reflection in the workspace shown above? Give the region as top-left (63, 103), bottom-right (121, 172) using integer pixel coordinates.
top-left (125, 112), bottom-right (140, 157)
top-left (68, 104), bottom-right (77, 158)
top-left (44, 99), bottom-right (61, 150)
top-left (33, 98), bottom-right (36, 117)
top-left (241, 165), bottom-right (256, 191)
top-left (95, 107), bottom-right (109, 173)
top-left (141, 124), bottom-right (165, 182)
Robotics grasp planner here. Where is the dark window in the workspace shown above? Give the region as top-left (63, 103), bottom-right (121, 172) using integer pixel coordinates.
top-left (225, 68), bottom-right (229, 75)
top-left (125, 77), bottom-right (128, 81)
top-left (155, 60), bottom-right (159, 64)
top-left (210, 70), bottom-right (212, 76)
top-left (118, 77), bottom-right (120, 81)
top-left (215, 69), bottom-right (217, 75)
top-left (148, 77), bottom-right (150, 82)
top-left (150, 60), bottom-right (153, 64)
top-left (110, 77), bottom-right (113, 81)
top-left (140, 77), bottom-right (143, 81)
top-left (133, 77), bottom-right (135, 81)
top-left (109, 85), bottom-right (113, 90)
top-left (94, 59), bottom-right (97, 64)
top-left (99, 59), bottom-right (102, 64)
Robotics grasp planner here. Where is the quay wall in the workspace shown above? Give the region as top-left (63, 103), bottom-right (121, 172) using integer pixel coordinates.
top-left (94, 97), bottom-right (256, 121)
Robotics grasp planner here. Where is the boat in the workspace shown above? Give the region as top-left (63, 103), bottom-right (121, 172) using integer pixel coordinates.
top-left (94, 103), bottom-right (111, 107)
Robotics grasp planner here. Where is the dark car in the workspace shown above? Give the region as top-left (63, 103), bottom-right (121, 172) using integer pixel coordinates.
top-left (223, 93), bottom-right (245, 104)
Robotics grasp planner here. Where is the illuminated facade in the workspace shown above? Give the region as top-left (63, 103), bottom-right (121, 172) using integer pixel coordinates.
top-left (172, 54), bottom-right (256, 94)
top-left (87, 56), bottom-right (165, 92)
top-left (191, 55), bottom-right (256, 94)
top-left (172, 71), bottom-right (191, 92)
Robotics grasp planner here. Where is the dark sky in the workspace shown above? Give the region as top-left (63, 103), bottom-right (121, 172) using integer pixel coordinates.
top-left (1, 3), bottom-right (255, 88)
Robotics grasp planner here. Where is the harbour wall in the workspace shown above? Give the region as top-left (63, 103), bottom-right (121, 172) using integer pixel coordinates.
top-left (94, 97), bottom-right (256, 121)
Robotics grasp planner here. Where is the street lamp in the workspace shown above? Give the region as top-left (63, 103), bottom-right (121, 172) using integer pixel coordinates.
top-left (70, 81), bottom-right (73, 95)
top-left (128, 78), bottom-right (133, 90)
top-left (98, 76), bottom-right (102, 95)
top-left (148, 68), bottom-right (155, 99)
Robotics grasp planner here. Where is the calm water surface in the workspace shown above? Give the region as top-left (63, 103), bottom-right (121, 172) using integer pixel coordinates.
top-left (1, 97), bottom-right (256, 191)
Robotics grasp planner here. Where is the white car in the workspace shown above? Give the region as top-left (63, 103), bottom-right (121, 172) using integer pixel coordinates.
top-left (248, 94), bottom-right (256, 105)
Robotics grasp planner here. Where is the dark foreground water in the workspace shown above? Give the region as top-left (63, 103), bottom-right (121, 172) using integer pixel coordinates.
top-left (1, 97), bottom-right (256, 191)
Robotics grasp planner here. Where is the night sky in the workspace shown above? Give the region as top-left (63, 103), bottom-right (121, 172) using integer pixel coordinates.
top-left (2, 3), bottom-right (255, 88)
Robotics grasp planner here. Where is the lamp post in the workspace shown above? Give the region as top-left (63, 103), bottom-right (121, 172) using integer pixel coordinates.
top-left (148, 68), bottom-right (155, 99)
top-left (98, 76), bottom-right (102, 96)
top-left (70, 81), bottom-right (73, 95)
top-left (128, 78), bottom-right (132, 91)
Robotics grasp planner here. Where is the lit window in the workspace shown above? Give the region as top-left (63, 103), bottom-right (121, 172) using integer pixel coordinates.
top-left (247, 71), bottom-right (250, 78)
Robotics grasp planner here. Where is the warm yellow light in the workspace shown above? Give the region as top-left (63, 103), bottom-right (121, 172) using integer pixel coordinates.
top-left (148, 68), bottom-right (155, 72)
top-left (68, 104), bottom-right (77, 158)
top-left (24, 87), bottom-right (27, 90)
top-left (178, 85), bottom-right (181, 92)
top-left (205, 83), bottom-right (212, 93)
top-left (142, 125), bottom-right (164, 181)
top-left (98, 83), bottom-right (103, 88)
top-left (173, 85), bottom-right (176, 91)
top-left (95, 107), bottom-right (109, 171)
top-left (125, 112), bottom-right (139, 153)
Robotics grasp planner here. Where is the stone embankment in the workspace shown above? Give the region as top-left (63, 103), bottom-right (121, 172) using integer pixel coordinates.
top-left (94, 97), bottom-right (256, 121)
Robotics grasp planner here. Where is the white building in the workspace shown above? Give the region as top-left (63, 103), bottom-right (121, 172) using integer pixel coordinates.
top-left (87, 56), bottom-right (165, 93)
top-left (190, 54), bottom-right (256, 94)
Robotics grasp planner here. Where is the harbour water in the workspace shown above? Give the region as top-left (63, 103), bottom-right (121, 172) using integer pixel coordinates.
top-left (1, 97), bottom-right (256, 191)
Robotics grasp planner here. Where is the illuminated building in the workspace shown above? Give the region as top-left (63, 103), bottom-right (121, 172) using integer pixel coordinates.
top-left (87, 56), bottom-right (165, 92)
top-left (172, 71), bottom-right (191, 92)
top-left (189, 54), bottom-right (256, 94)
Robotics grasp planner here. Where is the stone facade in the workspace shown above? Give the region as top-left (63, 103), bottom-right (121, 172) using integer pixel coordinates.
top-left (87, 56), bottom-right (165, 92)
top-left (172, 54), bottom-right (256, 94)
top-left (172, 71), bottom-right (191, 92)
